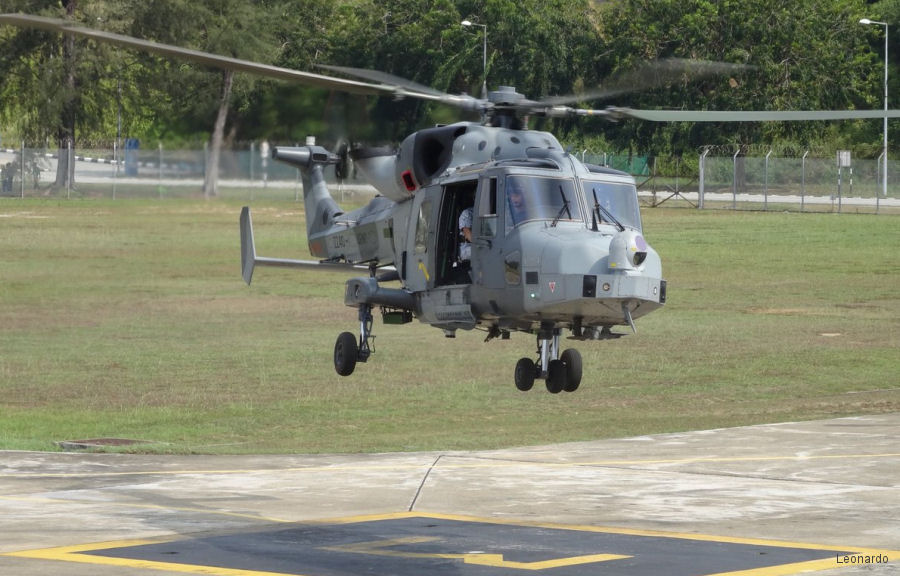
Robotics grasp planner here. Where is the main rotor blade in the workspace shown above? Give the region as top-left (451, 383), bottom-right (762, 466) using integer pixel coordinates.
top-left (317, 63), bottom-right (483, 112)
top-left (317, 64), bottom-right (449, 98)
top-left (0, 14), bottom-right (395, 96)
top-left (539, 59), bottom-right (749, 107)
top-left (611, 108), bottom-right (900, 122)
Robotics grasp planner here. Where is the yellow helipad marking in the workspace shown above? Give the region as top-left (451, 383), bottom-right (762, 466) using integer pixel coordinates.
top-left (4, 512), bottom-right (898, 576)
top-left (2, 452), bottom-right (898, 479)
top-left (322, 536), bottom-right (630, 570)
top-left (5, 541), bottom-right (298, 576)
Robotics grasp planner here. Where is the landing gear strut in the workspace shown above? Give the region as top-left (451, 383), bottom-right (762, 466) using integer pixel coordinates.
top-left (333, 304), bottom-right (374, 376)
top-left (514, 329), bottom-right (582, 393)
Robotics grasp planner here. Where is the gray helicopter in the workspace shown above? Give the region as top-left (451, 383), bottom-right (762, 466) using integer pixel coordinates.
top-left (6, 13), bottom-right (900, 393)
top-left (241, 107), bottom-right (665, 393)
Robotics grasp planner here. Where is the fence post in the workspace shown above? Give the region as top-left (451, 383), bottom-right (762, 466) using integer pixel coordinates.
top-left (66, 140), bottom-right (72, 200)
top-left (877, 151), bottom-right (884, 214)
top-left (801, 151), bottom-right (808, 212)
top-left (764, 149), bottom-right (772, 211)
top-left (698, 148), bottom-right (709, 209)
top-left (112, 139), bottom-right (118, 200)
top-left (732, 148), bottom-right (740, 210)
top-left (158, 142), bottom-right (164, 199)
top-left (21, 140), bottom-right (25, 199)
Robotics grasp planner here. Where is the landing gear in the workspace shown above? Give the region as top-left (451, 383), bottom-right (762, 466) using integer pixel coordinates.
top-left (546, 359), bottom-right (567, 394)
top-left (514, 329), bottom-right (582, 393)
top-left (560, 348), bottom-right (582, 392)
top-left (333, 304), bottom-right (374, 376)
top-left (515, 358), bottom-right (537, 391)
top-left (334, 332), bottom-right (358, 376)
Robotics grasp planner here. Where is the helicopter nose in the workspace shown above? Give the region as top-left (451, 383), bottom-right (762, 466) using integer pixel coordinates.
top-left (522, 231), bottom-right (664, 323)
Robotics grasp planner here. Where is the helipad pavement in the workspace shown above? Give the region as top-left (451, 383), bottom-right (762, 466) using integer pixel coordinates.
top-left (1, 414), bottom-right (897, 575)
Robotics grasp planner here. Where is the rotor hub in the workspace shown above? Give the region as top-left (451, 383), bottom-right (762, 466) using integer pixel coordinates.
top-left (488, 86), bottom-right (527, 106)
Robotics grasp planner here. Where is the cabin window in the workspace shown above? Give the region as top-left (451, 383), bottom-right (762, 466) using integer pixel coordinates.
top-left (415, 200), bottom-right (431, 253)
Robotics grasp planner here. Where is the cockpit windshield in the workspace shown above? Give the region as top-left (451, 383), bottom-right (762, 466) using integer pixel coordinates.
top-left (505, 175), bottom-right (582, 232)
top-left (582, 180), bottom-right (642, 232)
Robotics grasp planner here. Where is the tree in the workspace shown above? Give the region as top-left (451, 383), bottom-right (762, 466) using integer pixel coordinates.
top-left (0, 0), bottom-right (183, 190)
top-left (128, 0), bottom-right (282, 196)
top-left (594, 0), bottom-right (883, 155)
top-left (3, 0), bottom-right (890, 163)
top-left (1, 0), bottom-right (83, 190)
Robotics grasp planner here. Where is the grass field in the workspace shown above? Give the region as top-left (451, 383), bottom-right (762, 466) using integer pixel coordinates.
top-left (1, 196), bottom-right (898, 454)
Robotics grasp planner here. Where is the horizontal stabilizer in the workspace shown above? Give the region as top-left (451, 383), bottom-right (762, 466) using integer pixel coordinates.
top-left (240, 207), bottom-right (394, 285)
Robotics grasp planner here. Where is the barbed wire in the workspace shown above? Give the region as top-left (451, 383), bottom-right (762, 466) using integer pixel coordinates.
top-left (696, 143), bottom-right (886, 158)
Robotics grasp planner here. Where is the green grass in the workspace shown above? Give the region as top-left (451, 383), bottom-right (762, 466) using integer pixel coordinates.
top-left (1, 198), bottom-right (898, 454)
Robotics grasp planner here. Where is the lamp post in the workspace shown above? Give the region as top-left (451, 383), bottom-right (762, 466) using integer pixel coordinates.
top-left (860, 18), bottom-right (889, 198)
top-left (461, 20), bottom-right (487, 99)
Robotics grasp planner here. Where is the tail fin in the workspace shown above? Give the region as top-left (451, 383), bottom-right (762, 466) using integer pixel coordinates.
top-left (240, 206), bottom-right (257, 285)
top-left (272, 145), bottom-right (342, 240)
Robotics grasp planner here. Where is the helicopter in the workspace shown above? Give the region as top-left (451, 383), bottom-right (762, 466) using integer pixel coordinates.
top-left (5, 13), bottom-right (900, 393)
top-left (241, 113), bottom-right (663, 394)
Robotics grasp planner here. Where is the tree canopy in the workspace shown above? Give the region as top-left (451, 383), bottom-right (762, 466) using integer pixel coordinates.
top-left (0, 0), bottom-right (895, 162)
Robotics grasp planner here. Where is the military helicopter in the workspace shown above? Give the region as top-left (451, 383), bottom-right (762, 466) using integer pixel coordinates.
top-left (242, 110), bottom-right (664, 394)
top-left (5, 14), bottom-right (900, 393)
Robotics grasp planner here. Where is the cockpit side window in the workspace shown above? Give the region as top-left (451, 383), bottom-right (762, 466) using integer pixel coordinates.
top-left (477, 177), bottom-right (499, 237)
top-left (505, 175), bottom-right (582, 233)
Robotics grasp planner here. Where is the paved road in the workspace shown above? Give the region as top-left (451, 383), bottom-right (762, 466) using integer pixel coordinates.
top-left (1, 414), bottom-right (898, 575)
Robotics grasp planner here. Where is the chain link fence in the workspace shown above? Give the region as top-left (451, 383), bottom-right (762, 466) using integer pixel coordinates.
top-left (0, 143), bottom-right (356, 202)
top-left (583, 149), bottom-right (898, 213)
top-left (2, 143), bottom-right (898, 212)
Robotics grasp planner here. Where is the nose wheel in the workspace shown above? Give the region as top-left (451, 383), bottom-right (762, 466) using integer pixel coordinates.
top-left (515, 331), bottom-right (582, 393)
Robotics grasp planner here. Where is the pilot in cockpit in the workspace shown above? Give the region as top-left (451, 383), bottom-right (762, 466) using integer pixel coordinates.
top-left (458, 206), bottom-right (473, 261)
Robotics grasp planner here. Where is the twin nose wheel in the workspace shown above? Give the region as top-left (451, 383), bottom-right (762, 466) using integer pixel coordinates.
top-left (514, 348), bottom-right (582, 393)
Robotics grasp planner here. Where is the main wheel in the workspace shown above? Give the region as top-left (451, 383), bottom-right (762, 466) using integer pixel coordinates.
top-left (560, 348), bottom-right (583, 392)
top-left (515, 358), bottom-right (536, 391)
top-left (334, 332), bottom-right (358, 376)
top-left (546, 359), bottom-right (567, 394)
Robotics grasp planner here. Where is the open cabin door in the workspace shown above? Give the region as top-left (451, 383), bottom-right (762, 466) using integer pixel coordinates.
top-left (434, 179), bottom-right (478, 287)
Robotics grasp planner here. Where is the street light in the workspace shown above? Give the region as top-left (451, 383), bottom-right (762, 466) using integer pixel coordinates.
top-left (461, 19), bottom-right (487, 99)
top-left (860, 18), bottom-right (889, 198)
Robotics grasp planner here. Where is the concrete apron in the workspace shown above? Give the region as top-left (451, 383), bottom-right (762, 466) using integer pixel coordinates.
top-left (0, 414), bottom-right (897, 576)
